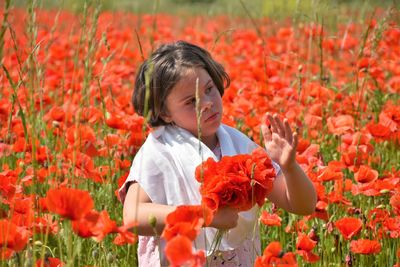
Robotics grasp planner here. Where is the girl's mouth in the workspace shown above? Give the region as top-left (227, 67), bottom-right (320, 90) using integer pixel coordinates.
top-left (205, 112), bottom-right (219, 122)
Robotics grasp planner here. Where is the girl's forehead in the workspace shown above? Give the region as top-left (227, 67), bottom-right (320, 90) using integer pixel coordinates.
top-left (179, 67), bottom-right (210, 83)
top-left (168, 68), bottom-right (212, 98)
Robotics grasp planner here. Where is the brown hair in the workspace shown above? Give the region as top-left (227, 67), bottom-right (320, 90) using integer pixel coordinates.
top-left (132, 40), bottom-right (230, 127)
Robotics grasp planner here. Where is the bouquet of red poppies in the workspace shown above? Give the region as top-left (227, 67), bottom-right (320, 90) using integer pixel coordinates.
top-left (195, 147), bottom-right (277, 212)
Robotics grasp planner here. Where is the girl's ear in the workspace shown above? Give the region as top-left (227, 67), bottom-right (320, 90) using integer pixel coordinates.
top-left (160, 110), bottom-right (173, 124)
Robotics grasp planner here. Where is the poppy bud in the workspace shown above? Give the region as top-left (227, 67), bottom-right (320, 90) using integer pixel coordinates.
top-left (52, 121), bottom-right (60, 128)
top-left (298, 65), bottom-right (303, 72)
top-left (309, 227), bottom-right (319, 242)
top-left (377, 204), bottom-right (386, 210)
top-left (149, 214), bottom-right (157, 229)
top-left (92, 249), bottom-right (99, 258)
top-left (34, 241), bottom-right (43, 246)
top-left (107, 252), bottom-right (115, 263)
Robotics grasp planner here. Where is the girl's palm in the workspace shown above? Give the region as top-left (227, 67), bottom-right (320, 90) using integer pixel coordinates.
top-left (261, 113), bottom-right (298, 170)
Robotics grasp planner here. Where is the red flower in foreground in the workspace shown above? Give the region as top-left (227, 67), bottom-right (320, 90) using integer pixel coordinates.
top-left (113, 225), bottom-right (137, 245)
top-left (72, 210), bottom-right (118, 241)
top-left (334, 217), bottom-right (363, 240)
top-left (350, 239), bottom-right (381, 254)
top-left (195, 148), bottom-right (275, 211)
top-left (164, 235), bottom-right (206, 267)
top-left (296, 232), bottom-right (317, 251)
top-left (45, 188), bottom-right (94, 220)
top-left (255, 241), bottom-right (297, 267)
top-left (296, 232), bottom-right (320, 263)
top-left (162, 205), bottom-right (213, 242)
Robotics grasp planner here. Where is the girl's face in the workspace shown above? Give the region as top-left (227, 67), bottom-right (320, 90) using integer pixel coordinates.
top-left (161, 67), bottom-right (223, 148)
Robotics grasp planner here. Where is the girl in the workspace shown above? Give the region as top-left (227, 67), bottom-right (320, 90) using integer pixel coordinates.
top-left (119, 41), bottom-right (317, 266)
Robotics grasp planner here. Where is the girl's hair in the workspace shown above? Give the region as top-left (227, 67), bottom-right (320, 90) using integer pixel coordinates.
top-left (132, 40), bottom-right (230, 127)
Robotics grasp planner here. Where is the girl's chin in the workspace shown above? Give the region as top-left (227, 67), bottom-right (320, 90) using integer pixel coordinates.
top-left (200, 125), bottom-right (220, 137)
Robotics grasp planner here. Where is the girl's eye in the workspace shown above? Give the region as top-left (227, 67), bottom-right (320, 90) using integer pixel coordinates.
top-left (206, 87), bottom-right (213, 94)
top-left (186, 98), bottom-right (196, 105)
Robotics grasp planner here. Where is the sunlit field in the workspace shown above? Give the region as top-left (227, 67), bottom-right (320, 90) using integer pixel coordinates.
top-left (0, 0), bottom-right (399, 266)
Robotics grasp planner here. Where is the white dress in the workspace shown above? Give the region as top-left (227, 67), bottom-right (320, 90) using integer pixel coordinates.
top-left (118, 124), bottom-right (280, 266)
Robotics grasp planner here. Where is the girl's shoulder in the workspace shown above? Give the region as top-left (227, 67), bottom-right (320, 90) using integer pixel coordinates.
top-left (134, 128), bottom-right (171, 160)
top-left (220, 124), bottom-right (252, 140)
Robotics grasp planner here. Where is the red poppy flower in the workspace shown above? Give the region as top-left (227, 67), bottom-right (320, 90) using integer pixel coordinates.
top-left (354, 165), bottom-right (378, 183)
top-left (317, 161), bottom-right (344, 182)
top-left (350, 239), bottom-right (381, 254)
top-left (113, 225), bottom-right (138, 246)
top-left (0, 219), bottom-right (30, 251)
top-left (105, 112), bottom-right (129, 130)
top-left (296, 232), bottom-right (317, 251)
top-left (296, 232), bottom-right (320, 263)
top-left (0, 143), bottom-right (11, 157)
top-left (162, 205), bottom-right (213, 242)
top-left (380, 103), bottom-right (400, 131)
top-left (35, 257), bottom-right (64, 267)
top-left (327, 115), bottom-right (354, 135)
top-left (260, 211), bottom-right (282, 226)
top-left (296, 250), bottom-right (320, 263)
top-left (195, 148), bottom-right (275, 211)
top-left (366, 122), bottom-right (391, 139)
top-left (65, 125), bottom-right (97, 146)
top-left (33, 215), bottom-right (59, 235)
top-left (383, 217), bottom-right (400, 238)
top-left (45, 187), bottom-right (94, 220)
top-left (81, 107), bottom-right (103, 123)
top-left (312, 201), bottom-right (329, 221)
top-left (44, 106), bottom-right (65, 122)
top-left (334, 217), bottom-right (362, 240)
top-left (390, 194), bottom-right (400, 216)
top-left (72, 210), bottom-right (118, 241)
top-left (105, 133), bottom-right (121, 146)
top-left (0, 248), bottom-right (14, 260)
top-left (352, 177), bottom-right (398, 197)
top-left (0, 173), bottom-right (17, 199)
top-left (367, 208), bottom-right (389, 231)
top-left (164, 235), bottom-right (206, 267)
top-left (255, 241), bottom-right (298, 266)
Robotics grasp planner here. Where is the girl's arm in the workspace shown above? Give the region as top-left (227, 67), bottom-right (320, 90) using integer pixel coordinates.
top-left (263, 113), bottom-right (317, 215)
top-left (123, 183), bottom-right (239, 236)
top-left (267, 163), bottom-right (317, 215)
top-left (123, 183), bottom-right (176, 236)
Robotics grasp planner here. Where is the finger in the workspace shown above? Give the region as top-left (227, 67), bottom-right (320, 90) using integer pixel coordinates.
top-left (261, 124), bottom-right (272, 142)
top-left (284, 119), bottom-right (293, 144)
top-left (292, 131), bottom-right (299, 150)
top-left (273, 114), bottom-right (286, 138)
top-left (267, 113), bottom-right (279, 134)
top-left (262, 113), bottom-right (270, 127)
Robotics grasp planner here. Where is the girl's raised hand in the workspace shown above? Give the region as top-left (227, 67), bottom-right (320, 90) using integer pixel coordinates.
top-left (261, 113), bottom-right (298, 171)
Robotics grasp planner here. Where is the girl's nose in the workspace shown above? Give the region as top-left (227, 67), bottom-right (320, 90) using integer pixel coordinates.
top-left (201, 100), bottom-right (213, 113)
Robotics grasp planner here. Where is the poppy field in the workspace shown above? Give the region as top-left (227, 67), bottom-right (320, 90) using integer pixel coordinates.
top-left (0, 0), bottom-right (400, 266)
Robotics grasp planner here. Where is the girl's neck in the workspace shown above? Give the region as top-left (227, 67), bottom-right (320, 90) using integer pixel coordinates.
top-left (202, 134), bottom-right (218, 151)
